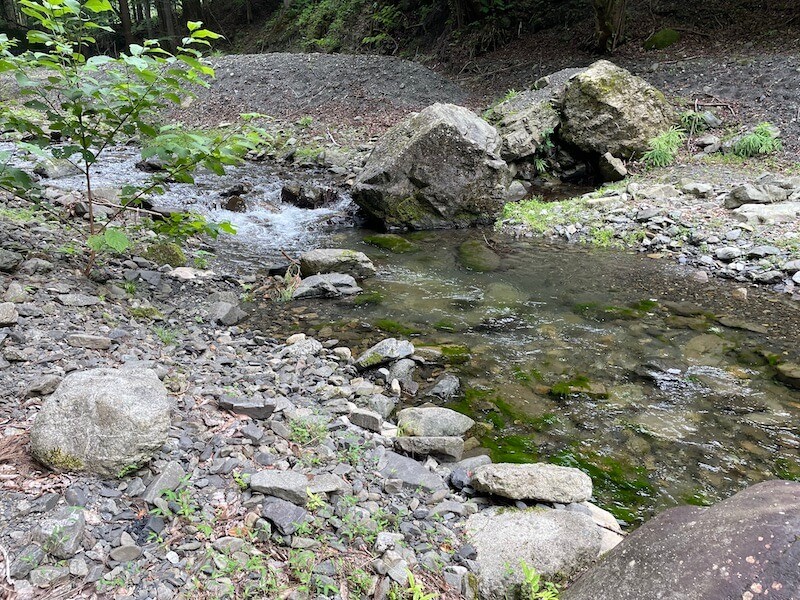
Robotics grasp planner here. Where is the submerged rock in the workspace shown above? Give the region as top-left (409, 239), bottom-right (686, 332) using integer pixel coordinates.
top-left (458, 239), bottom-right (501, 272)
top-left (560, 60), bottom-right (673, 158)
top-left (352, 103), bottom-right (511, 230)
top-left (563, 480), bottom-right (800, 600)
top-left (30, 368), bottom-right (172, 476)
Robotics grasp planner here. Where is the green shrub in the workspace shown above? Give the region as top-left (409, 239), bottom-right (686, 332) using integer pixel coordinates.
top-left (641, 127), bottom-right (685, 168)
top-left (679, 110), bottom-right (708, 135)
top-left (733, 122), bottom-right (782, 157)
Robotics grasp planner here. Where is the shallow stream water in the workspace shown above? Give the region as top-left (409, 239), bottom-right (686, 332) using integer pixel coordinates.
top-left (11, 146), bottom-right (800, 524)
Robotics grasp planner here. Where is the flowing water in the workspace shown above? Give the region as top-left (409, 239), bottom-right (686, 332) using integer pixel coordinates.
top-left (9, 146), bottom-right (800, 525)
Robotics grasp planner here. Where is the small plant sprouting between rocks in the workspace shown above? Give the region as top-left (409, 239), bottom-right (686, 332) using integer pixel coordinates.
top-left (271, 264), bottom-right (302, 302)
top-left (641, 127), bottom-right (685, 168)
top-left (733, 122), bottom-right (782, 158)
top-left (679, 110), bottom-right (709, 136)
top-left (518, 560), bottom-right (560, 600)
top-left (0, 0), bottom-right (265, 275)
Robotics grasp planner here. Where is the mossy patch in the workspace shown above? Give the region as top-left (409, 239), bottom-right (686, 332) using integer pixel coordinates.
top-left (441, 344), bottom-right (471, 365)
top-left (572, 301), bottom-right (655, 322)
top-left (363, 234), bottom-right (418, 253)
top-left (143, 241), bottom-right (186, 267)
top-left (551, 448), bottom-right (654, 524)
top-left (129, 306), bottom-right (164, 321)
top-left (354, 291), bottom-right (385, 306)
top-left (374, 318), bottom-right (421, 336)
top-left (644, 28), bottom-right (681, 50)
top-left (38, 447), bottom-right (84, 471)
top-left (434, 319), bottom-right (457, 332)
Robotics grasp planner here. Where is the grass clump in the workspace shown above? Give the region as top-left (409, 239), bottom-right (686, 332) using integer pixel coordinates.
top-left (733, 122), bottom-right (782, 157)
top-left (641, 127), bottom-right (685, 168)
top-left (679, 110), bottom-right (708, 136)
top-left (501, 196), bottom-right (587, 234)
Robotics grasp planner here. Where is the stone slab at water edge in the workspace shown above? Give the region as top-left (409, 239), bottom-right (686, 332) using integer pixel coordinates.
top-left (563, 480), bottom-right (800, 600)
top-left (396, 406), bottom-right (475, 437)
top-left (351, 103), bottom-right (512, 230)
top-left (30, 368), bottom-right (172, 476)
top-left (299, 248), bottom-right (377, 280)
top-left (471, 463), bottom-right (593, 503)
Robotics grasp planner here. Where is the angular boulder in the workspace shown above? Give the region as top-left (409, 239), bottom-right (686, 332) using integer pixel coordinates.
top-left (299, 248), bottom-right (377, 280)
top-left (489, 92), bottom-right (561, 162)
top-left (467, 507), bottom-right (602, 599)
top-left (355, 338), bottom-right (414, 369)
top-left (397, 407), bottom-right (474, 437)
top-left (471, 463), bottom-right (592, 503)
top-left (352, 103), bottom-right (511, 230)
top-left (560, 60), bottom-right (673, 158)
top-left (563, 480), bottom-right (800, 600)
top-left (378, 451), bottom-right (446, 492)
top-left (30, 368), bottom-right (172, 476)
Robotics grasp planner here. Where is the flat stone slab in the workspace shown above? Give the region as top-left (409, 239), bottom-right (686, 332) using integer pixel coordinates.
top-left (471, 463), bottom-right (592, 503)
top-left (394, 436), bottom-right (464, 461)
top-left (378, 451), bottom-right (446, 492)
top-left (563, 480), bottom-right (800, 600)
top-left (396, 406), bottom-right (474, 437)
top-left (250, 470), bottom-right (309, 505)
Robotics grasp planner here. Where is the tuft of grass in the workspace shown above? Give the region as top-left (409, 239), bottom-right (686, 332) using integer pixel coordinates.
top-left (501, 196), bottom-right (587, 234)
top-left (641, 127), bottom-right (685, 168)
top-left (733, 122), bottom-right (782, 157)
top-left (679, 110), bottom-right (708, 136)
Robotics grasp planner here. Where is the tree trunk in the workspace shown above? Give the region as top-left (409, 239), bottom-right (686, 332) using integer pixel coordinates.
top-left (592, 0), bottom-right (627, 53)
top-left (118, 0), bottom-right (134, 47)
top-left (156, 0), bottom-right (177, 51)
top-left (143, 0), bottom-right (154, 39)
top-left (2, 0), bottom-right (18, 25)
top-left (182, 0), bottom-right (202, 22)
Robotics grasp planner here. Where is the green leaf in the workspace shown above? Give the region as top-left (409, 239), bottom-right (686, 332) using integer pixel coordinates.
top-left (103, 228), bottom-right (130, 253)
top-left (84, 0), bottom-right (113, 13)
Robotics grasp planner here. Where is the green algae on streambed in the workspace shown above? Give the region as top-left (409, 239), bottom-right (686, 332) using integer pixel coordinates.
top-left (251, 228), bottom-right (800, 526)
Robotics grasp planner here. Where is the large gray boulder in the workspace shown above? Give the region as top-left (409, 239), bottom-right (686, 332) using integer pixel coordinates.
top-left (467, 507), bottom-right (602, 599)
top-left (397, 407), bottom-right (475, 437)
top-left (352, 103), bottom-right (511, 230)
top-left (299, 249), bottom-right (377, 280)
top-left (563, 480), bottom-right (800, 600)
top-left (30, 368), bottom-right (172, 476)
top-left (471, 463), bottom-right (592, 503)
top-left (560, 60), bottom-right (673, 158)
top-left (732, 202), bottom-right (800, 225)
top-left (725, 183), bottom-right (790, 209)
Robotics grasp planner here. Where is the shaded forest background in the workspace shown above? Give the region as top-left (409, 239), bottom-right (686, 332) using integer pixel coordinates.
top-left (1, 0), bottom-right (799, 63)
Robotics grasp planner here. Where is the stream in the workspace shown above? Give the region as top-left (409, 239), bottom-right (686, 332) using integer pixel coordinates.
top-left (18, 147), bottom-right (800, 525)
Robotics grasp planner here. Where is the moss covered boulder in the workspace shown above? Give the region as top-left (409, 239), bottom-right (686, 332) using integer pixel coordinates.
top-left (352, 103), bottom-right (512, 230)
top-left (560, 60), bottom-right (673, 158)
top-left (143, 241), bottom-right (186, 267)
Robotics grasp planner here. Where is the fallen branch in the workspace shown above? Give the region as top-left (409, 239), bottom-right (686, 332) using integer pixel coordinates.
top-left (0, 543), bottom-right (12, 586)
